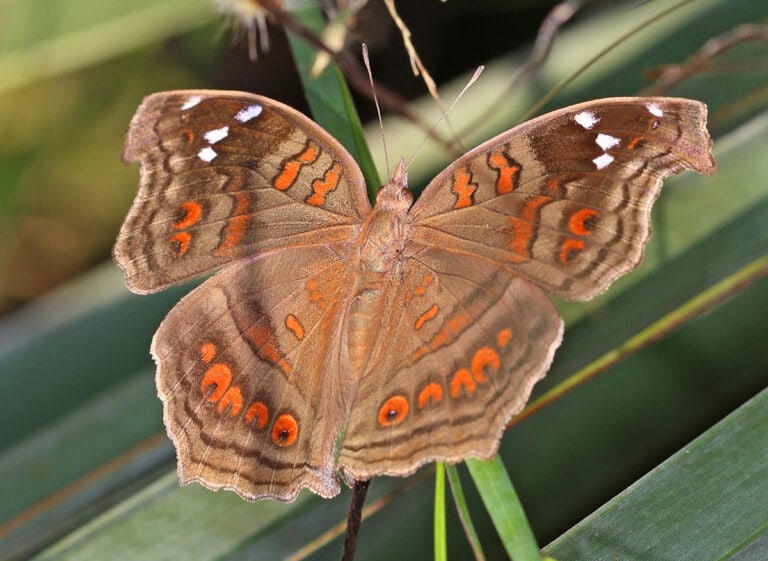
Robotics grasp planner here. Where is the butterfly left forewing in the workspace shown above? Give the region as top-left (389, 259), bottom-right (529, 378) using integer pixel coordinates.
top-left (410, 97), bottom-right (717, 300)
top-left (115, 90), bottom-right (370, 294)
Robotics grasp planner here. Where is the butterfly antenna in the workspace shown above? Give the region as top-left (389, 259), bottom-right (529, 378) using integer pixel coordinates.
top-left (405, 65), bottom-right (485, 171)
top-left (362, 43), bottom-right (391, 180)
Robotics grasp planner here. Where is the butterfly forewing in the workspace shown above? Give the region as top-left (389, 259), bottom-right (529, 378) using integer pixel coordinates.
top-left (114, 90), bottom-right (370, 294)
top-left (410, 98), bottom-right (717, 300)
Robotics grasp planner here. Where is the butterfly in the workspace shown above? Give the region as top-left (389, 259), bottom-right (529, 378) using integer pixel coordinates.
top-left (114, 90), bottom-right (716, 501)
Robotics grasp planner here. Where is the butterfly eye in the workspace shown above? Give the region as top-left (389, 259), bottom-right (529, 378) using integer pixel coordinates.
top-left (399, 187), bottom-right (413, 205)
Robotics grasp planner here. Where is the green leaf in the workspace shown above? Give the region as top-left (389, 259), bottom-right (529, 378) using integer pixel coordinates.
top-left (285, 7), bottom-right (380, 196)
top-left (544, 388), bottom-right (768, 560)
top-left (446, 465), bottom-right (486, 561)
top-left (434, 463), bottom-right (447, 561)
top-left (0, 0), bottom-right (206, 93)
top-left (466, 456), bottom-right (541, 561)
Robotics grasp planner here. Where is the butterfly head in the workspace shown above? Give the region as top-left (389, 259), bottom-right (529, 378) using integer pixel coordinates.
top-left (374, 158), bottom-right (413, 213)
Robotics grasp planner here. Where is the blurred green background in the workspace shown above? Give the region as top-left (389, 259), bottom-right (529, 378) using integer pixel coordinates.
top-left (1, 0), bottom-right (767, 559)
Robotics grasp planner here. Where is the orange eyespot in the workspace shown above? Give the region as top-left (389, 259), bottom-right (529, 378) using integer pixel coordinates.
top-left (272, 413), bottom-right (299, 447)
top-left (378, 395), bottom-right (409, 426)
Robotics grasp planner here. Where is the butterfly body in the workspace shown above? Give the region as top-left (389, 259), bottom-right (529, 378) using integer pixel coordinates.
top-left (115, 91), bottom-right (716, 501)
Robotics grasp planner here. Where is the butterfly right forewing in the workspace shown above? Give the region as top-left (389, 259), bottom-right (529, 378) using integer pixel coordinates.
top-left (410, 97), bottom-right (717, 301)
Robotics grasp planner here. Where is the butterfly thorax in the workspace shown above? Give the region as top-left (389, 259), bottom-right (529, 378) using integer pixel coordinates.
top-left (358, 161), bottom-right (413, 274)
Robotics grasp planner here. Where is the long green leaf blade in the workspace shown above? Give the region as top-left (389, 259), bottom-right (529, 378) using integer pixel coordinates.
top-left (466, 456), bottom-right (540, 561)
top-left (545, 387), bottom-right (768, 560)
top-left (434, 463), bottom-right (447, 561)
top-left (285, 8), bottom-right (379, 194)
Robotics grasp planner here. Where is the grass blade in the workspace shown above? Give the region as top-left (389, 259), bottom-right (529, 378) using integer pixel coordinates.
top-left (466, 456), bottom-right (541, 561)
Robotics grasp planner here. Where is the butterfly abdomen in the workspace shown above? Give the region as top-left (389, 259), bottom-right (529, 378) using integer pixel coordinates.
top-left (346, 198), bottom-right (413, 376)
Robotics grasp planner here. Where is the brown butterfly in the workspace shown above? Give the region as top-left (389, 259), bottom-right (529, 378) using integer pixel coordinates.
top-left (114, 91), bottom-right (716, 501)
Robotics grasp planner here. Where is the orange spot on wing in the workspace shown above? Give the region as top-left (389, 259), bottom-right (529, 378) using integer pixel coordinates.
top-left (508, 195), bottom-right (550, 260)
top-left (181, 129), bottom-right (195, 144)
top-left (415, 304), bottom-right (439, 331)
top-left (214, 192), bottom-right (251, 256)
top-left (489, 150), bottom-right (521, 194)
top-left (174, 201), bottom-right (202, 230)
top-left (217, 386), bottom-right (243, 416)
top-left (413, 312), bottom-right (471, 361)
top-left (272, 413), bottom-right (299, 446)
top-left (378, 395), bottom-right (409, 426)
top-left (215, 216), bottom-right (248, 256)
top-left (560, 238), bottom-right (585, 263)
top-left (245, 401), bottom-right (269, 429)
top-left (201, 363), bottom-right (232, 402)
top-left (244, 325), bottom-right (292, 375)
top-left (306, 279), bottom-right (328, 309)
top-left (418, 382), bottom-right (444, 408)
top-left (497, 328), bottom-right (513, 348)
top-left (274, 144), bottom-right (318, 191)
top-left (413, 275), bottom-right (434, 297)
top-left (170, 231), bottom-right (191, 255)
top-left (450, 368), bottom-right (476, 397)
top-left (285, 314), bottom-right (305, 340)
top-left (546, 178), bottom-right (562, 194)
top-left (568, 208), bottom-right (598, 237)
top-left (627, 136), bottom-right (642, 150)
top-left (200, 342), bottom-right (216, 363)
top-left (451, 167), bottom-right (476, 209)
top-left (471, 347), bottom-right (500, 383)
top-left (305, 163), bottom-right (341, 206)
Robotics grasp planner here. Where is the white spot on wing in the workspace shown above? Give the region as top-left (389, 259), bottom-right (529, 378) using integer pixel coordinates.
top-left (575, 110), bottom-right (599, 130)
top-left (235, 104), bottom-right (263, 123)
top-left (646, 102), bottom-right (664, 117)
top-left (593, 153), bottom-right (614, 170)
top-left (182, 95), bottom-right (203, 110)
top-left (595, 133), bottom-right (621, 151)
top-left (197, 147), bottom-right (217, 162)
top-left (204, 126), bottom-right (229, 144)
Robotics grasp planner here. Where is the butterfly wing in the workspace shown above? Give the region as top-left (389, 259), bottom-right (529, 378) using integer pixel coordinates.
top-left (409, 97), bottom-right (717, 300)
top-left (115, 90), bottom-right (370, 293)
top-left (338, 241), bottom-right (562, 479)
top-left (153, 244), bottom-right (354, 501)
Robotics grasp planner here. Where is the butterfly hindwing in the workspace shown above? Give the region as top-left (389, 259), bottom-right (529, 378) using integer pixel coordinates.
top-left (338, 243), bottom-right (563, 480)
top-left (153, 245), bottom-right (355, 501)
